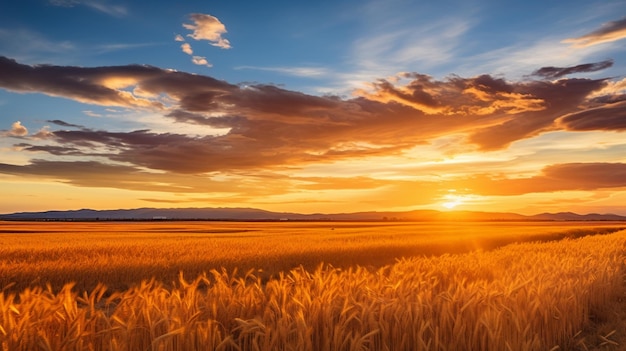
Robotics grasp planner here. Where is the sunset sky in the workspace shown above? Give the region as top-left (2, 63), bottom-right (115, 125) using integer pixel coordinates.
top-left (1, 0), bottom-right (626, 215)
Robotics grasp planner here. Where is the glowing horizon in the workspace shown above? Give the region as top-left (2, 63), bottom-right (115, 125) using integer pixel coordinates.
top-left (1, 1), bottom-right (626, 215)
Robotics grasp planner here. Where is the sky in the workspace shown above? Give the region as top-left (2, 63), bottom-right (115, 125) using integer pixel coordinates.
top-left (0, 0), bottom-right (626, 215)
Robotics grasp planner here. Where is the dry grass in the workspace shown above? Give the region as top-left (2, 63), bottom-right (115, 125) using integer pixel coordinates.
top-left (0, 221), bottom-right (625, 350)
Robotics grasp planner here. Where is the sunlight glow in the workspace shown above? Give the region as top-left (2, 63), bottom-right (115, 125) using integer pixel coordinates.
top-left (441, 191), bottom-right (465, 209)
top-left (442, 199), bottom-right (462, 209)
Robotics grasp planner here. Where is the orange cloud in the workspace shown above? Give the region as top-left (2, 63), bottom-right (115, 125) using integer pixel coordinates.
top-left (7, 121), bottom-right (28, 136)
top-left (0, 160), bottom-right (287, 197)
top-left (355, 73), bottom-right (545, 117)
top-left (0, 56), bottom-right (623, 177)
top-left (452, 163), bottom-right (626, 196)
top-left (191, 56), bottom-right (212, 67)
top-left (183, 13), bottom-right (231, 49)
top-left (563, 17), bottom-right (626, 48)
top-left (181, 43), bottom-right (193, 55)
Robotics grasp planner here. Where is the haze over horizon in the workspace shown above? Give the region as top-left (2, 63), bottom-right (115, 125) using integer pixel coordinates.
top-left (1, 1), bottom-right (626, 215)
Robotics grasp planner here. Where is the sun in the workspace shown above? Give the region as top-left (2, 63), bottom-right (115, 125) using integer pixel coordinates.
top-left (442, 198), bottom-right (462, 209)
top-left (441, 191), bottom-right (465, 210)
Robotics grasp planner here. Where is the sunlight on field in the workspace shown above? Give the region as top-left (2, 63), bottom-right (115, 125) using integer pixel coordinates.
top-left (0, 221), bottom-right (623, 293)
top-left (0, 226), bottom-right (624, 350)
top-left (0, 221), bottom-right (625, 350)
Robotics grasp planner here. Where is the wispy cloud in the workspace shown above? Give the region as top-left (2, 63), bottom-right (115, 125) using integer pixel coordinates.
top-left (563, 17), bottom-right (626, 48)
top-left (0, 28), bottom-right (159, 64)
top-left (235, 66), bottom-right (330, 78)
top-left (0, 28), bottom-right (75, 59)
top-left (349, 18), bottom-right (470, 76)
top-left (84, 1), bottom-right (127, 17)
top-left (530, 59), bottom-right (614, 79)
top-left (48, 120), bottom-right (85, 128)
top-left (95, 42), bottom-right (162, 54)
top-left (49, 0), bottom-right (128, 17)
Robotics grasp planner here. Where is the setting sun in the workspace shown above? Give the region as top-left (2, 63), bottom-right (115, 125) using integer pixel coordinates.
top-left (442, 199), bottom-right (462, 209)
top-left (441, 191), bottom-right (475, 210)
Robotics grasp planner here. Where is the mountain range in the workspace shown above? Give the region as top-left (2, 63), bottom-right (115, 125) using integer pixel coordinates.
top-left (1, 207), bottom-right (626, 221)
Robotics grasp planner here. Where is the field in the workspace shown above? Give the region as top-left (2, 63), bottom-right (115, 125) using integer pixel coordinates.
top-left (1, 220), bottom-right (625, 350)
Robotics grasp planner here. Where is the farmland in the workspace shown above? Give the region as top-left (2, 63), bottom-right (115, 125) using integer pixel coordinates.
top-left (0, 220), bottom-right (625, 350)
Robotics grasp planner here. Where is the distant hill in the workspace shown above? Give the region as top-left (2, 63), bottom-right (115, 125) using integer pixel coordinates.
top-left (530, 212), bottom-right (626, 221)
top-left (1, 207), bottom-right (625, 221)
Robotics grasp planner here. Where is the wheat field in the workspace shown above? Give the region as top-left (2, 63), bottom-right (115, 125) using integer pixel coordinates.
top-left (0, 221), bottom-right (625, 350)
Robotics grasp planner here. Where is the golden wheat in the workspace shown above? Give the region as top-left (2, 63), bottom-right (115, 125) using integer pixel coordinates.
top-left (1, 227), bottom-right (624, 350)
top-left (1, 221), bottom-right (622, 294)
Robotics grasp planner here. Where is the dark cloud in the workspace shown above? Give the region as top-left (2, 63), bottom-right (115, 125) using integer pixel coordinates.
top-left (531, 60), bottom-right (613, 79)
top-left (14, 143), bottom-right (84, 156)
top-left (467, 78), bottom-right (607, 150)
top-left (454, 163), bottom-right (626, 195)
top-left (558, 101), bottom-right (626, 131)
top-left (544, 163), bottom-right (626, 187)
top-left (0, 56), bottom-right (622, 174)
top-left (0, 56), bottom-right (164, 109)
top-left (588, 94), bottom-right (626, 105)
top-left (47, 119), bottom-right (84, 128)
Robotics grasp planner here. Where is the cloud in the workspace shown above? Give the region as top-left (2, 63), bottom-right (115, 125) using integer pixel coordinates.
top-left (563, 17), bottom-right (626, 48)
top-left (531, 60), bottom-right (614, 79)
top-left (175, 17), bottom-right (224, 68)
top-left (174, 34), bottom-right (185, 42)
top-left (349, 17), bottom-right (470, 77)
top-left (191, 56), bottom-right (212, 68)
top-left (47, 120), bottom-right (84, 128)
top-left (13, 143), bottom-right (83, 155)
top-left (49, 0), bottom-right (128, 17)
top-left (0, 28), bottom-right (76, 57)
top-left (0, 159), bottom-right (295, 198)
top-left (558, 101), bottom-right (626, 131)
top-left (49, 0), bottom-right (80, 6)
top-left (84, 1), bottom-right (127, 17)
top-left (7, 121), bottom-right (28, 136)
top-left (82, 110), bottom-right (103, 117)
top-left (467, 78), bottom-right (608, 150)
top-left (355, 73), bottom-right (546, 116)
top-left (183, 14), bottom-right (231, 49)
top-left (455, 163), bottom-right (626, 196)
top-left (181, 43), bottom-right (193, 55)
top-left (94, 42), bottom-right (160, 54)
top-left (0, 56), bottom-right (167, 109)
top-left (0, 56), bottom-right (623, 175)
top-left (235, 66), bottom-right (330, 78)
top-left (32, 126), bottom-right (54, 139)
